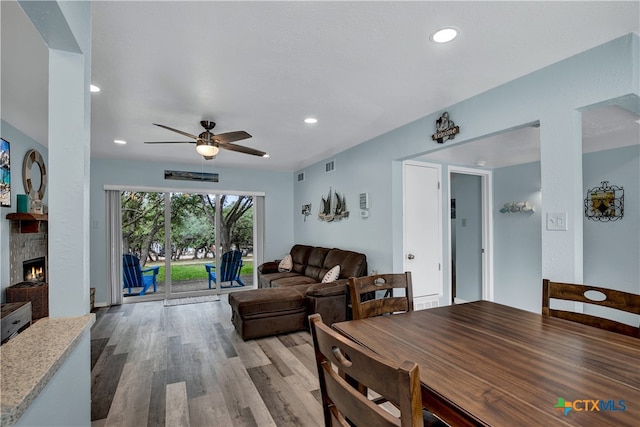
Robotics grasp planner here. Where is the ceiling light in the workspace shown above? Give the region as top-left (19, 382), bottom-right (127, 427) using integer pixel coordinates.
top-left (304, 118), bottom-right (318, 124)
top-left (90, 84), bottom-right (101, 93)
top-left (430, 27), bottom-right (459, 43)
top-left (196, 141), bottom-right (220, 157)
top-left (263, 154), bottom-right (269, 158)
top-left (114, 139), bottom-right (126, 145)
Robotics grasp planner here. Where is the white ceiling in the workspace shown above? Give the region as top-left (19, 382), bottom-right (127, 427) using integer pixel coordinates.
top-left (2, 1), bottom-right (639, 172)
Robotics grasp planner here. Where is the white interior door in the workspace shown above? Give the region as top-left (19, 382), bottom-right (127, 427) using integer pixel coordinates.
top-left (403, 161), bottom-right (442, 307)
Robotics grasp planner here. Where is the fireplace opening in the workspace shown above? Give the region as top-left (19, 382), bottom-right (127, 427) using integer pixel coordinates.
top-left (23, 257), bottom-right (46, 283)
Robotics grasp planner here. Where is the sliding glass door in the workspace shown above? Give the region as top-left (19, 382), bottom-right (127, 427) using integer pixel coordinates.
top-left (118, 189), bottom-right (258, 301)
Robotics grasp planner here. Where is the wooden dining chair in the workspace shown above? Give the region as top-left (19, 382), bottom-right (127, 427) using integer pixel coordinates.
top-left (349, 272), bottom-right (413, 320)
top-left (309, 314), bottom-right (444, 427)
top-left (542, 279), bottom-right (640, 337)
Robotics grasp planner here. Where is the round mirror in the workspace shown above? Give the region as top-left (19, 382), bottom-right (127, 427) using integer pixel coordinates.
top-left (22, 149), bottom-right (47, 201)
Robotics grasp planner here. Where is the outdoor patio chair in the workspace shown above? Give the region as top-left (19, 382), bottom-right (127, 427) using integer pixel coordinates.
top-left (123, 254), bottom-right (159, 296)
top-left (205, 250), bottom-right (245, 289)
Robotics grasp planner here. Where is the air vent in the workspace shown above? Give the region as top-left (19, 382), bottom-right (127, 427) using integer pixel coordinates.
top-left (325, 160), bottom-right (335, 173)
top-left (297, 172), bottom-right (305, 182)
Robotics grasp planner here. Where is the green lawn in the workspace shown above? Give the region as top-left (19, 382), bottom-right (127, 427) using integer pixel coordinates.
top-left (152, 260), bottom-right (254, 282)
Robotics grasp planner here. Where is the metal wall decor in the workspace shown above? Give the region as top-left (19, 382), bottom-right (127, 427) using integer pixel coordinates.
top-left (431, 111), bottom-right (460, 144)
top-left (164, 170), bottom-right (219, 182)
top-left (302, 203), bottom-right (311, 221)
top-left (584, 181), bottom-right (624, 222)
top-left (318, 188), bottom-right (349, 222)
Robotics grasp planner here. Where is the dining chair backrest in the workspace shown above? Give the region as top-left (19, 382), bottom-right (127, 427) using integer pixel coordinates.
top-left (349, 272), bottom-right (413, 320)
top-left (542, 279), bottom-right (640, 338)
top-left (309, 313), bottom-right (424, 427)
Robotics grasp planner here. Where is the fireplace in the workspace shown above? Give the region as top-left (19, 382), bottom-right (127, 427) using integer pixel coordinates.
top-left (23, 257), bottom-right (46, 283)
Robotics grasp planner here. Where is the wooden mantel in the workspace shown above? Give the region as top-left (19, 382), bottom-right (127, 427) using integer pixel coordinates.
top-left (5, 213), bottom-right (48, 233)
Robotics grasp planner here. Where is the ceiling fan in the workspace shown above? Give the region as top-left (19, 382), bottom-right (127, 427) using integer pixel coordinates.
top-left (145, 120), bottom-right (267, 160)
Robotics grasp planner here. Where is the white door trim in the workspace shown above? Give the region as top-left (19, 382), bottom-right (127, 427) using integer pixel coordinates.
top-left (447, 166), bottom-right (494, 302)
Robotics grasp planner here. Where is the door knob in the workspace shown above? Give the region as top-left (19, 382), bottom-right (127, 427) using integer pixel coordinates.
top-left (407, 254), bottom-right (415, 260)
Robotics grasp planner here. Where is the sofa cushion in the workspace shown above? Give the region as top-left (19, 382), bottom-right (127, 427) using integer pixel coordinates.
top-left (306, 280), bottom-right (349, 297)
top-left (259, 271), bottom-right (304, 289)
top-left (290, 244), bottom-right (313, 274)
top-left (270, 274), bottom-right (318, 288)
top-left (304, 247), bottom-right (331, 281)
top-left (332, 250), bottom-right (368, 278)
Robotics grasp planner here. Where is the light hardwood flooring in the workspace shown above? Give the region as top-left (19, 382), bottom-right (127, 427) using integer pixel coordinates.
top-left (90, 295), bottom-right (323, 427)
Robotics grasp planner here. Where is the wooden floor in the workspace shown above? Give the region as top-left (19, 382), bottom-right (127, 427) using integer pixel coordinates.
top-left (90, 295), bottom-right (323, 427)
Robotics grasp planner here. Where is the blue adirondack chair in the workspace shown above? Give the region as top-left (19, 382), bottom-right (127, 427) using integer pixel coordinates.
top-left (123, 254), bottom-right (160, 296)
top-left (205, 250), bottom-right (245, 289)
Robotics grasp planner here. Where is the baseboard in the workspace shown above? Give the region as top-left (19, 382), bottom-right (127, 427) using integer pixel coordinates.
top-left (454, 297), bottom-right (469, 304)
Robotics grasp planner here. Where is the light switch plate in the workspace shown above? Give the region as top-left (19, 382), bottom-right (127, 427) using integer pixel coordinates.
top-left (546, 212), bottom-right (567, 231)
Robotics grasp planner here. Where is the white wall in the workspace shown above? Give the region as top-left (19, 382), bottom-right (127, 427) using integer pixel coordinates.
top-left (90, 158), bottom-right (294, 304)
top-left (294, 34), bottom-right (639, 310)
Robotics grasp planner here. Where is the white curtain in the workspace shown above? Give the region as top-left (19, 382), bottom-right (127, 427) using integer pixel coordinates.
top-left (106, 190), bottom-right (123, 305)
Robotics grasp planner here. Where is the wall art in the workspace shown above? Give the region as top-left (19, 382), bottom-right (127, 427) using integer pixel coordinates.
top-left (319, 188), bottom-right (349, 222)
top-left (584, 181), bottom-right (624, 222)
top-left (0, 138), bottom-right (10, 207)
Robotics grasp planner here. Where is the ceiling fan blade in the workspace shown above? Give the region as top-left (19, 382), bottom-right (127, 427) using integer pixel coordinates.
top-left (153, 123), bottom-right (199, 140)
top-left (214, 130), bottom-right (252, 144)
top-left (221, 142), bottom-right (267, 157)
top-left (144, 141), bottom-right (195, 144)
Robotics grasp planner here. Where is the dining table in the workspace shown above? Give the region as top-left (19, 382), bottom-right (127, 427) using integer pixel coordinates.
top-left (332, 300), bottom-right (640, 426)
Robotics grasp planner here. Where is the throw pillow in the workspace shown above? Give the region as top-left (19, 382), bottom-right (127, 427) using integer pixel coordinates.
top-left (322, 265), bottom-right (341, 283)
top-left (278, 254), bottom-right (293, 272)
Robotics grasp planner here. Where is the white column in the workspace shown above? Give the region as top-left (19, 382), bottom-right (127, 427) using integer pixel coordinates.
top-left (48, 49), bottom-right (90, 317)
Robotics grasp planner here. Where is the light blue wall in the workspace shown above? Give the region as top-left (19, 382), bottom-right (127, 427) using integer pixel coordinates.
top-left (583, 144), bottom-right (640, 292)
top-left (493, 161), bottom-right (543, 312)
top-left (294, 34), bottom-right (639, 309)
top-left (452, 173), bottom-right (483, 302)
top-left (14, 333), bottom-right (91, 427)
top-left (90, 158), bottom-right (294, 303)
top-left (0, 120), bottom-right (49, 302)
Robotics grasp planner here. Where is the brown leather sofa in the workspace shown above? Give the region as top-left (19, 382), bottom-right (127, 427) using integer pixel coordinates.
top-left (229, 245), bottom-right (367, 340)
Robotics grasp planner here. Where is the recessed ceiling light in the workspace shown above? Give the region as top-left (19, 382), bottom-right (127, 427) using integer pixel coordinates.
top-left (430, 27), bottom-right (459, 43)
top-left (304, 118), bottom-right (318, 124)
top-left (90, 84), bottom-right (101, 93)
top-left (114, 139), bottom-right (127, 145)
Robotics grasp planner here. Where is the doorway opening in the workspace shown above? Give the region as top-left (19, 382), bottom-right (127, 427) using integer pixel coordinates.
top-left (448, 167), bottom-right (493, 304)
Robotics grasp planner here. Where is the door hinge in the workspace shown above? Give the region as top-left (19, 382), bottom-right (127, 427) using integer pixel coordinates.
top-left (437, 182), bottom-right (441, 190)
top-left (438, 263), bottom-right (441, 271)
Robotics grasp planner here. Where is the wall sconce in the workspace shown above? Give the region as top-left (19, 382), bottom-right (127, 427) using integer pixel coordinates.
top-left (500, 201), bottom-right (535, 214)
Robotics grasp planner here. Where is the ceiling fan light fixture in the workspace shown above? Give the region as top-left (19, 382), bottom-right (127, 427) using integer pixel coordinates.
top-left (196, 141), bottom-right (219, 158)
